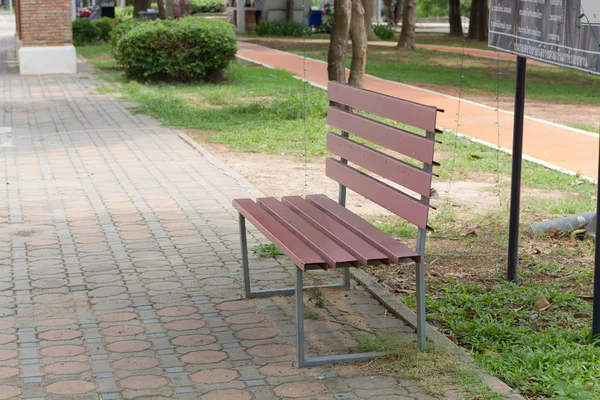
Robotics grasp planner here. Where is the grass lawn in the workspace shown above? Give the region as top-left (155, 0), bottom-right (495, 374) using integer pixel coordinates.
top-left (79, 44), bottom-right (600, 400)
top-left (255, 41), bottom-right (600, 106)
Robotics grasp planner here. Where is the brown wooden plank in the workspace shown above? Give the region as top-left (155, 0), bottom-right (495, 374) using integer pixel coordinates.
top-left (325, 158), bottom-right (430, 230)
top-left (306, 194), bottom-right (420, 264)
top-left (281, 196), bottom-right (390, 266)
top-left (328, 81), bottom-right (438, 132)
top-left (232, 199), bottom-right (326, 271)
top-left (327, 107), bottom-right (435, 164)
top-left (327, 133), bottom-right (433, 197)
top-left (257, 197), bottom-right (359, 269)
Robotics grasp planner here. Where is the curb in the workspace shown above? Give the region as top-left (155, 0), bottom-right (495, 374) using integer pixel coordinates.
top-left (178, 131), bottom-right (524, 400)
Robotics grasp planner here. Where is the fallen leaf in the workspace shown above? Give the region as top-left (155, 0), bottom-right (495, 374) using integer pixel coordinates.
top-left (535, 296), bottom-right (551, 311)
top-left (469, 153), bottom-right (482, 159)
top-left (531, 248), bottom-right (541, 255)
top-left (461, 230), bottom-right (477, 238)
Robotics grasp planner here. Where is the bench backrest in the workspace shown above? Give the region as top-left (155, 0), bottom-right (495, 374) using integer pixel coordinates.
top-left (326, 81), bottom-right (441, 231)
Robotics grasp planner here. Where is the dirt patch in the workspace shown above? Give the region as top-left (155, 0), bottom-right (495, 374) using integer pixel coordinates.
top-left (190, 131), bottom-right (571, 219)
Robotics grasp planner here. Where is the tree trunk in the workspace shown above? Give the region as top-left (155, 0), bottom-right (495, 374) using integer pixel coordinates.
top-left (397, 0), bottom-right (415, 49)
top-left (286, 0), bottom-right (294, 21)
top-left (393, 0), bottom-right (402, 25)
top-left (166, 0), bottom-right (175, 17)
top-left (383, 0), bottom-right (393, 23)
top-left (179, 0), bottom-right (186, 17)
top-left (448, 0), bottom-right (462, 37)
top-left (349, 0), bottom-right (368, 87)
top-left (468, 0), bottom-right (488, 41)
top-left (156, 0), bottom-right (167, 19)
top-left (327, 0), bottom-right (352, 83)
top-left (362, 0), bottom-right (375, 40)
top-left (133, 0), bottom-right (151, 16)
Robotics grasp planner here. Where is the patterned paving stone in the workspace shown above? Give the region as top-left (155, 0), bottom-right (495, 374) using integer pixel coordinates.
top-left (107, 340), bottom-right (152, 353)
top-left (172, 334), bottom-right (217, 347)
top-left (0, 385), bottom-right (21, 400)
top-left (235, 328), bottom-right (280, 340)
top-left (0, 366), bottom-right (19, 379)
top-left (164, 319), bottom-right (206, 331)
top-left (216, 300), bottom-right (257, 312)
top-left (274, 382), bottom-right (327, 398)
top-left (120, 375), bottom-right (169, 390)
top-left (200, 389), bottom-right (253, 400)
top-left (43, 361), bottom-right (91, 375)
top-left (224, 313), bottom-right (267, 325)
top-left (113, 356), bottom-right (160, 371)
top-left (40, 345), bottom-right (87, 358)
top-left (181, 350), bottom-right (228, 364)
top-left (247, 344), bottom-right (295, 358)
top-left (259, 362), bottom-right (300, 377)
top-left (0, 350), bottom-right (18, 361)
top-left (46, 380), bottom-right (96, 395)
top-left (157, 306), bottom-right (198, 317)
top-left (38, 329), bottom-right (82, 341)
top-left (0, 333), bottom-right (16, 345)
top-left (190, 368), bottom-right (240, 384)
top-left (38, 319), bottom-right (77, 327)
top-left (100, 325), bottom-right (145, 337)
top-left (97, 312), bottom-right (138, 323)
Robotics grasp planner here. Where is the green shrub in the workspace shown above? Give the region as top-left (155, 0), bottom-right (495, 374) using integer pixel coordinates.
top-left (373, 23), bottom-right (394, 40)
top-left (115, 17), bottom-right (237, 82)
top-left (115, 5), bottom-right (134, 19)
top-left (189, 0), bottom-right (225, 13)
top-left (92, 17), bottom-right (117, 41)
top-left (110, 18), bottom-right (145, 49)
top-left (73, 18), bottom-right (102, 46)
top-left (256, 20), bottom-right (308, 37)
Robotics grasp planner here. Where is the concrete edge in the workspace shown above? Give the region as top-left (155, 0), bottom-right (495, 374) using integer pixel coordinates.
top-left (351, 269), bottom-right (525, 400)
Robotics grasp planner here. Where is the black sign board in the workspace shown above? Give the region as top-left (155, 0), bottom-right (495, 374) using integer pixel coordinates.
top-left (489, 0), bottom-right (600, 75)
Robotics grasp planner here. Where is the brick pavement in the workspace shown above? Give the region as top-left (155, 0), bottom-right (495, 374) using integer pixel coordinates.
top-left (0, 11), bottom-right (457, 400)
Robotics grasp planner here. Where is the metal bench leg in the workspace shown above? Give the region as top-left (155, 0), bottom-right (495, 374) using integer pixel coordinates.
top-left (416, 229), bottom-right (427, 352)
top-left (239, 214), bottom-right (252, 298)
top-left (295, 267), bottom-right (306, 366)
top-left (238, 212), bottom-right (350, 298)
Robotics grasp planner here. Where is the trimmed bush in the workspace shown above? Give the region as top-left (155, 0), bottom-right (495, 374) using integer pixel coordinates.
top-left (373, 23), bottom-right (394, 40)
top-left (115, 5), bottom-right (134, 19)
top-left (110, 18), bottom-right (145, 49)
top-left (189, 0), bottom-right (226, 13)
top-left (73, 18), bottom-right (102, 46)
top-left (92, 17), bottom-right (118, 42)
top-left (115, 17), bottom-right (237, 82)
top-left (256, 20), bottom-right (308, 37)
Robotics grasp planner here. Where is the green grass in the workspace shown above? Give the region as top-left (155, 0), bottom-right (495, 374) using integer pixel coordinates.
top-left (76, 43), bottom-right (119, 69)
top-left (252, 243), bottom-right (284, 257)
top-left (399, 272), bottom-right (600, 399)
top-left (275, 44), bottom-right (600, 105)
top-left (355, 334), bottom-right (503, 399)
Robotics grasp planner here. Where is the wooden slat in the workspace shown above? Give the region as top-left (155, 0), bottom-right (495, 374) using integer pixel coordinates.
top-left (281, 196), bottom-right (390, 266)
top-left (327, 133), bottom-right (433, 197)
top-left (257, 197), bottom-right (359, 269)
top-left (232, 199), bottom-right (326, 271)
top-left (326, 158), bottom-right (430, 230)
top-left (327, 107), bottom-right (435, 164)
top-left (328, 81), bottom-right (438, 132)
top-left (306, 194), bottom-right (420, 264)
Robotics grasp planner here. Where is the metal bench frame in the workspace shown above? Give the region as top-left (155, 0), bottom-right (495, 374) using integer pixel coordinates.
top-left (235, 82), bottom-right (440, 367)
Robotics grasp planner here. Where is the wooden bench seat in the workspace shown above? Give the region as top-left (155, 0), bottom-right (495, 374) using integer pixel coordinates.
top-left (234, 81), bottom-right (442, 367)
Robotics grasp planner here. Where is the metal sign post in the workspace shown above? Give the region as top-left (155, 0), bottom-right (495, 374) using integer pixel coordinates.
top-left (507, 56), bottom-right (527, 282)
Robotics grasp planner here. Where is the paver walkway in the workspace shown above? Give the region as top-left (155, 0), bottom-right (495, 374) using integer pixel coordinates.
top-left (237, 41), bottom-right (600, 181)
top-left (0, 11), bottom-right (457, 400)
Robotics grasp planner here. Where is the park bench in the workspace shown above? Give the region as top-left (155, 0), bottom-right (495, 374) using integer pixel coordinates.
top-left (233, 81), bottom-right (441, 367)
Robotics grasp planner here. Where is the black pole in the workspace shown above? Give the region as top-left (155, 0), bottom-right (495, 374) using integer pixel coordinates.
top-left (592, 143), bottom-right (600, 337)
top-left (507, 56), bottom-right (527, 282)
